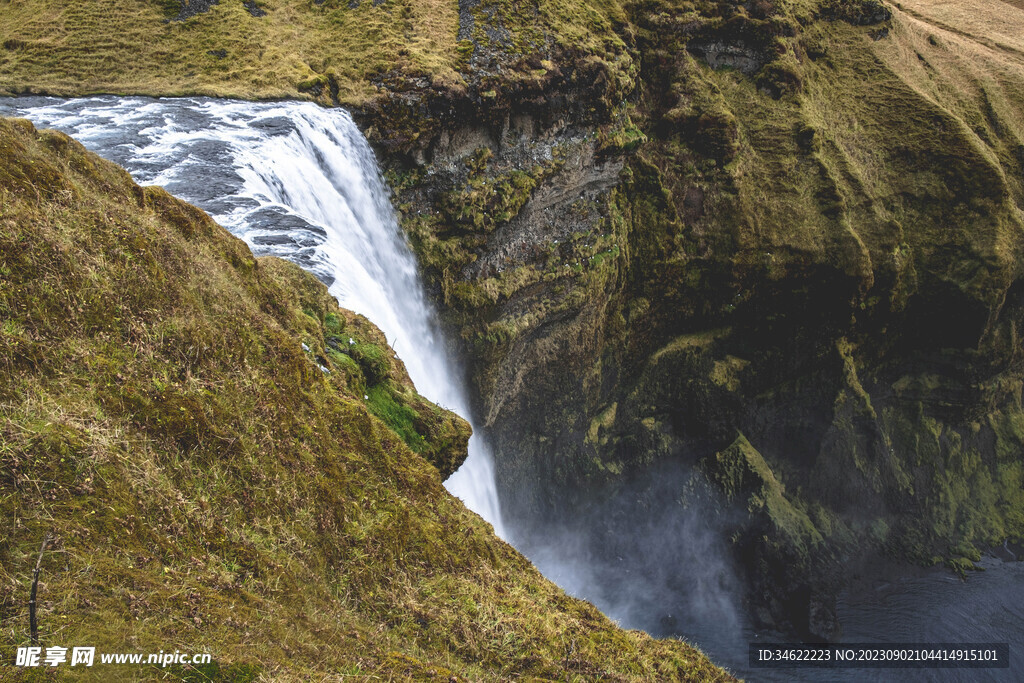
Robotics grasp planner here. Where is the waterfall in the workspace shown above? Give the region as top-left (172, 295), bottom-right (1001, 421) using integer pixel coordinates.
top-left (0, 95), bottom-right (505, 536)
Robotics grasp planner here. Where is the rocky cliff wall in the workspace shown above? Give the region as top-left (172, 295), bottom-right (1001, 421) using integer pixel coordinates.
top-left (368, 0), bottom-right (1024, 639)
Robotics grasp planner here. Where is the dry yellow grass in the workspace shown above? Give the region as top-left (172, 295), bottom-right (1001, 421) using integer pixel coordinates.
top-left (897, 0), bottom-right (1024, 58)
top-left (0, 0), bottom-right (639, 104)
top-left (0, 0), bottom-right (461, 103)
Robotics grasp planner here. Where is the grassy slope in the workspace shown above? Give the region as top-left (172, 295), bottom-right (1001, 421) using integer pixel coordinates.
top-left (0, 0), bottom-right (459, 103)
top-left (0, 0), bottom-right (634, 105)
top-left (0, 118), bottom-right (731, 681)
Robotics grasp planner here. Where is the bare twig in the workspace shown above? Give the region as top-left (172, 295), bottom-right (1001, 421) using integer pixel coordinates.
top-left (29, 533), bottom-right (52, 645)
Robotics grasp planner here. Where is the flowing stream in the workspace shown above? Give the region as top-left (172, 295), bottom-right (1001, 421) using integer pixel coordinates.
top-left (0, 95), bottom-right (503, 536)
top-left (3, 95), bottom-right (1020, 682)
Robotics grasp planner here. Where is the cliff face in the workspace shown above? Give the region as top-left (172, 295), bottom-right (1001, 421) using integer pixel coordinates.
top-left (0, 118), bottom-right (730, 680)
top-left (367, 0), bottom-right (1024, 638)
top-left (2, 0), bottom-right (1023, 644)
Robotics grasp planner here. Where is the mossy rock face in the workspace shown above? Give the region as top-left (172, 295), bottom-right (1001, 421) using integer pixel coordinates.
top-left (705, 434), bottom-right (824, 557)
top-left (0, 118), bottom-right (731, 681)
top-left (366, 0), bottom-right (1024, 640)
top-left (698, 434), bottom-right (838, 639)
top-left (818, 0), bottom-right (892, 25)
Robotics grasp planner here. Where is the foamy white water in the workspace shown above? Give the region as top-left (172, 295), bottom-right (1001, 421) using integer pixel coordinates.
top-left (0, 95), bottom-right (504, 536)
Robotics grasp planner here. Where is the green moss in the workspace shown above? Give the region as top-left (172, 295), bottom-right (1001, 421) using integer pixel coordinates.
top-left (323, 312), bottom-right (344, 335)
top-left (947, 556), bottom-right (979, 577)
top-left (706, 434), bottom-right (824, 557)
top-left (708, 356), bottom-right (750, 393)
top-left (586, 402), bottom-right (618, 446)
top-left (366, 383), bottom-right (428, 453)
top-left (402, 212), bottom-right (479, 305)
top-left (350, 340), bottom-right (390, 385)
top-left (439, 157), bottom-right (562, 233)
top-left (598, 111), bottom-right (648, 154)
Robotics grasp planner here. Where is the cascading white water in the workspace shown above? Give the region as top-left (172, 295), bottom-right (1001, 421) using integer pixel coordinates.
top-left (0, 95), bottom-right (504, 536)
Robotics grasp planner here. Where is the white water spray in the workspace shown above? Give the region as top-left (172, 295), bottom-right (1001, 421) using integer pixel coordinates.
top-left (1, 96), bottom-right (504, 535)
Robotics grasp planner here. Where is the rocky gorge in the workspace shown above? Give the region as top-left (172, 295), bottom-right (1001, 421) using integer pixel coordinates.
top-left (346, 0), bottom-right (1024, 641)
top-left (1, 0), bottom-right (1023, 674)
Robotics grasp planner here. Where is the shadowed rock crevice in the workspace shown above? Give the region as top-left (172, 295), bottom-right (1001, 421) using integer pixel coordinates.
top-left (166, 0), bottom-right (219, 21)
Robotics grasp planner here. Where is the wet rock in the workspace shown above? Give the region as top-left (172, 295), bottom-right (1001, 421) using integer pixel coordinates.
top-left (808, 596), bottom-right (842, 643)
top-left (168, 0), bottom-right (218, 22)
top-left (688, 40), bottom-right (766, 75)
top-left (242, 1), bottom-right (266, 17)
top-left (819, 0), bottom-right (892, 26)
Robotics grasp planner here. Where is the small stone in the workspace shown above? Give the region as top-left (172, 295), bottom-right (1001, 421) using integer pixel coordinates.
top-left (242, 0), bottom-right (267, 17)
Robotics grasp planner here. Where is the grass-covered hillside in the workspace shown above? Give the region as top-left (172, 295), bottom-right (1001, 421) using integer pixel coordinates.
top-left (0, 0), bottom-right (457, 102)
top-left (0, 117), bottom-right (731, 680)
top-left (0, 0), bottom-right (633, 105)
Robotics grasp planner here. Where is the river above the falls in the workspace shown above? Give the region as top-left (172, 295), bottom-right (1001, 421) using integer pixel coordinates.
top-left (2, 95), bottom-right (1019, 683)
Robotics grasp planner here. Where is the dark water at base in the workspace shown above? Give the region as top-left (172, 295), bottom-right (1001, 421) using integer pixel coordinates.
top-left (698, 556), bottom-right (1023, 682)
